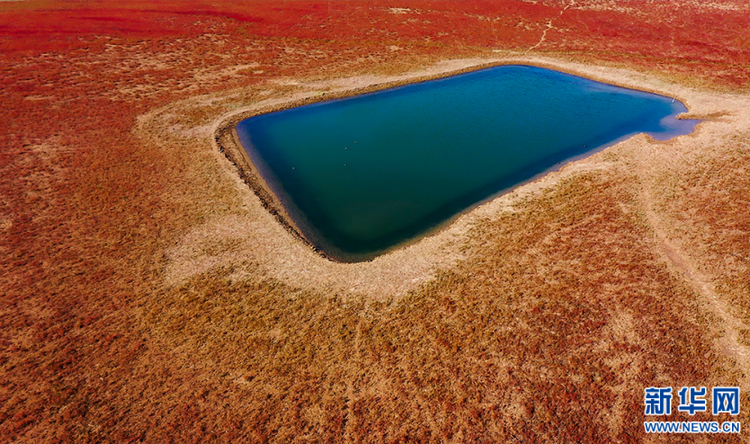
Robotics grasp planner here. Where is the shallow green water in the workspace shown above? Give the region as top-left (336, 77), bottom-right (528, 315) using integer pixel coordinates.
top-left (236, 65), bottom-right (697, 261)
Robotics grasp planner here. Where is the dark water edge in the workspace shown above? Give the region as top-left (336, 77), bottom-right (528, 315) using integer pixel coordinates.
top-left (236, 65), bottom-right (699, 262)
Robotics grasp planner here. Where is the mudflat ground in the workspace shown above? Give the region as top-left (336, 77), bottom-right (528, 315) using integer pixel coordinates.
top-left (2, 1), bottom-right (750, 442)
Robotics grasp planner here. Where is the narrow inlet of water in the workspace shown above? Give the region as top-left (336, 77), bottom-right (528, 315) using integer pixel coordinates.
top-left (236, 65), bottom-right (698, 262)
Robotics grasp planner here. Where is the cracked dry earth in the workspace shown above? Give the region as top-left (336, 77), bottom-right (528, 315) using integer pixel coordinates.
top-left (527, 0), bottom-right (574, 52)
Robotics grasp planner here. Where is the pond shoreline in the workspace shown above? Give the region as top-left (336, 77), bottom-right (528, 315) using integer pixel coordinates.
top-left (213, 57), bottom-right (702, 264)
top-left (169, 53), bottom-right (745, 299)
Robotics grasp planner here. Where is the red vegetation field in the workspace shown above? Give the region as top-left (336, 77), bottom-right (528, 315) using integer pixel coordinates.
top-left (2, 1), bottom-right (750, 442)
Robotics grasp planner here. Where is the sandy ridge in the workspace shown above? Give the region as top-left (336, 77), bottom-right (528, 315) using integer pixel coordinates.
top-left (134, 55), bottom-right (750, 309)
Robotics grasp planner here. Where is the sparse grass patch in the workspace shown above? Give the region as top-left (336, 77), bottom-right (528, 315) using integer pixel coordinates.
top-left (3, 1), bottom-right (750, 442)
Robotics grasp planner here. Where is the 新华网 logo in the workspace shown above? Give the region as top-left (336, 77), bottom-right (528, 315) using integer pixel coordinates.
top-left (643, 386), bottom-right (741, 434)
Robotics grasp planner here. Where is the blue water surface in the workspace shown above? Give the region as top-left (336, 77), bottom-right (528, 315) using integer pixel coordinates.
top-left (236, 65), bottom-right (697, 261)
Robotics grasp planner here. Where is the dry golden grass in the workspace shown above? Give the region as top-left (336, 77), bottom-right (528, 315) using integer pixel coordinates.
top-left (2, 1), bottom-right (750, 442)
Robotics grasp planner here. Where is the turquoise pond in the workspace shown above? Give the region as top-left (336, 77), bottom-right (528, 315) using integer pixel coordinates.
top-left (236, 65), bottom-right (698, 262)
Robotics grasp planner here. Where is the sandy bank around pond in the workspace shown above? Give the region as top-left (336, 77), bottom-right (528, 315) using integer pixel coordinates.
top-left (140, 55), bottom-right (749, 300)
